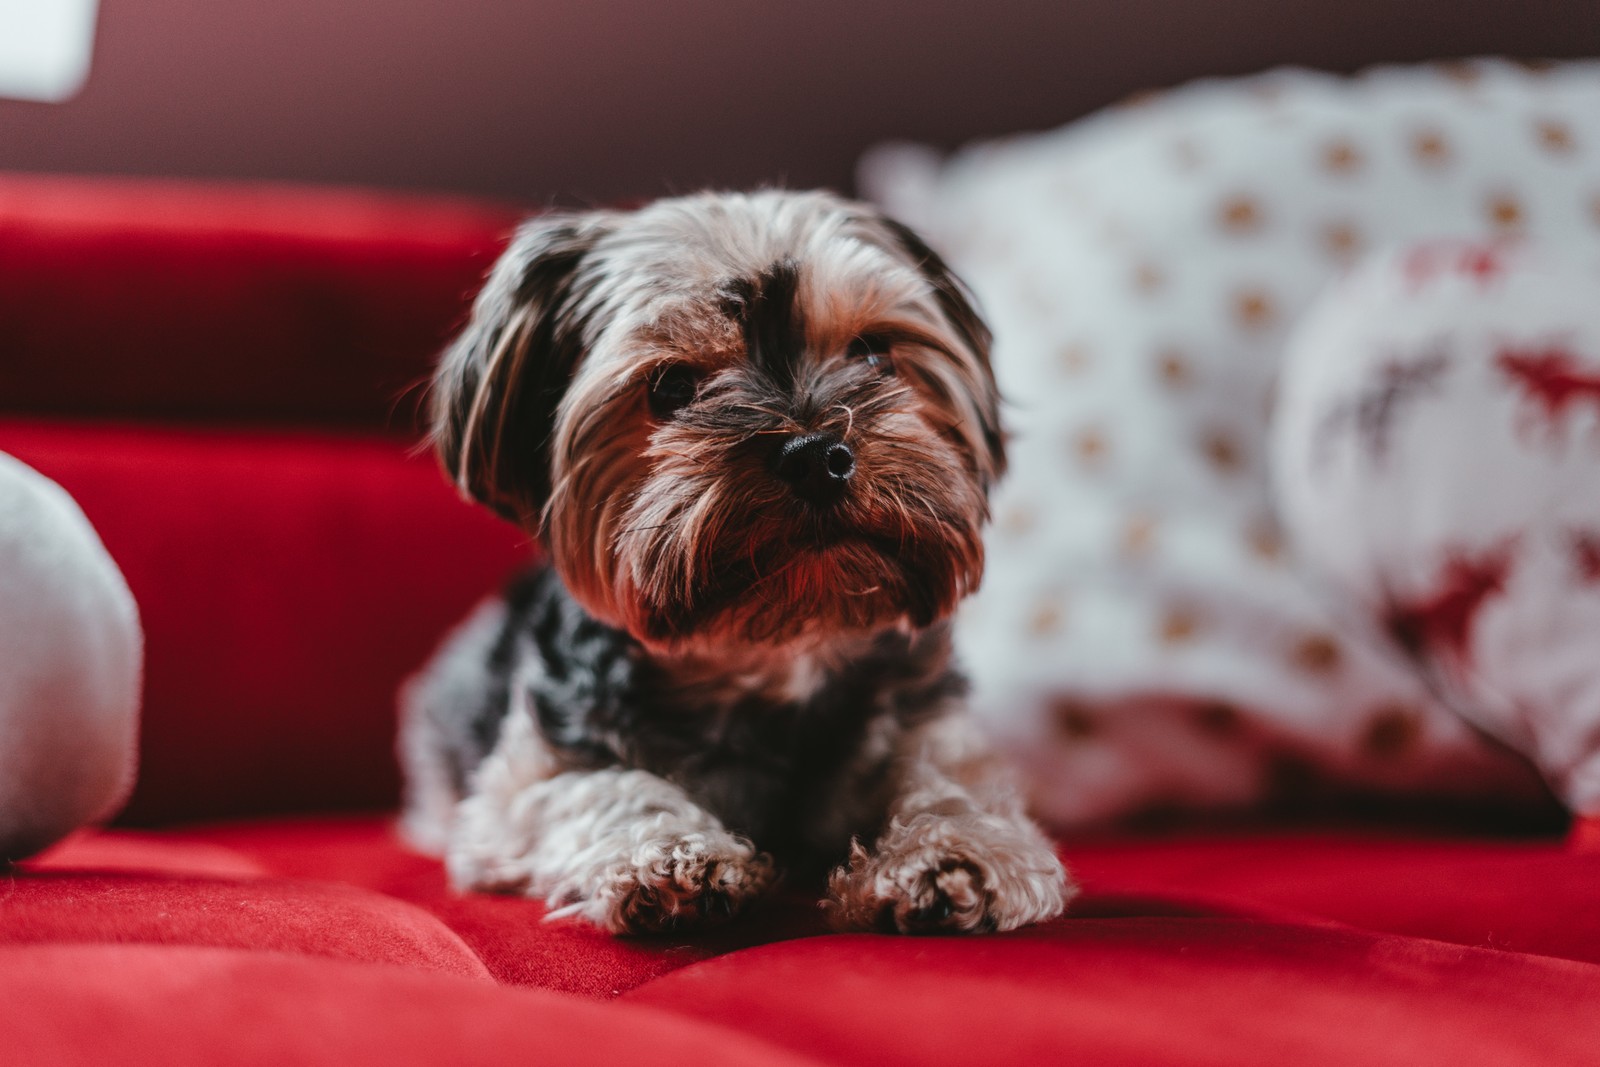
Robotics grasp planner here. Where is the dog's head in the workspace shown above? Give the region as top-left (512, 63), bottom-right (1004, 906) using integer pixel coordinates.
top-left (431, 190), bottom-right (1003, 652)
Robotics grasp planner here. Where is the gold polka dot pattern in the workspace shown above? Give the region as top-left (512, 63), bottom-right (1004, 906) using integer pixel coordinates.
top-left (1486, 192), bottom-right (1526, 231)
top-left (1219, 194), bottom-right (1266, 234)
top-left (1158, 608), bottom-right (1202, 645)
top-left (1234, 288), bottom-right (1277, 330)
top-left (1320, 138), bottom-right (1365, 176)
top-left (1411, 129), bottom-right (1451, 166)
top-left (863, 58), bottom-right (1600, 828)
top-left (1362, 705), bottom-right (1421, 759)
top-left (1320, 220), bottom-right (1365, 262)
top-left (1292, 634), bottom-right (1342, 676)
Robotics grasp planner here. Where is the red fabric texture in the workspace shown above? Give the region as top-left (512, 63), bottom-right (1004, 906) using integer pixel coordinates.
top-left (1, 871), bottom-right (490, 980)
top-left (1569, 813), bottom-right (1600, 852)
top-left (33, 816), bottom-right (1600, 996)
top-left (3, 946), bottom-right (821, 1067)
top-left (147, 817), bottom-right (832, 996)
top-left (4, 175), bottom-right (1596, 1063)
top-left (14, 818), bottom-right (1600, 1065)
top-left (0, 420), bottom-right (531, 825)
top-left (626, 919), bottom-right (1600, 1067)
top-left (1067, 832), bottom-right (1600, 966)
top-left (0, 174), bottom-right (522, 429)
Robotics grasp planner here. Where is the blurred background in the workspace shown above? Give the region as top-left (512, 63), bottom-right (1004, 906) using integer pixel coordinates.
top-left (3, 0), bottom-right (1599, 204)
top-left (2, 0), bottom-right (1599, 830)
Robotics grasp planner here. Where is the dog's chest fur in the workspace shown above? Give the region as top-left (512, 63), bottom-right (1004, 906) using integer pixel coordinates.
top-left (456, 566), bottom-right (966, 859)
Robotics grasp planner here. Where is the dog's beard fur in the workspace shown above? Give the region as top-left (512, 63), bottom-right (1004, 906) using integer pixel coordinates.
top-left (434, 190), bottom-right (1004, 656)
top-left (558, 358), bottom-right (989, 649)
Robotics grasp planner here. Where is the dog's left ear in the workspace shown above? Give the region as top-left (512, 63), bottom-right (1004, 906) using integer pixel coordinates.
top-left (430, 212), bottom-right (616, 528)
top-left (871, 214), bottom-right (1007, 485)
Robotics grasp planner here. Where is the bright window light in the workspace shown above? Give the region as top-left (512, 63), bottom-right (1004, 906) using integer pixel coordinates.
top-left (0, 0), bottom-right (99, 102)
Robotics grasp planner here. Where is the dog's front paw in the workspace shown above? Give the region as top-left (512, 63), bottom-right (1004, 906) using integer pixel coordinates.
top-left (586, 830), bottom-right (776, 934)
top-left (825, 813), bottom-right (1073, 934)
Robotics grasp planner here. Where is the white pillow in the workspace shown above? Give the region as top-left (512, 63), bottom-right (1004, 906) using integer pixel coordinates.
top-left (864, 59), bottom-right (1600, 826)
top-left (1274, 241), bottom-right (1600, 819)
top-left (0, 453), bottom-right (142, 860)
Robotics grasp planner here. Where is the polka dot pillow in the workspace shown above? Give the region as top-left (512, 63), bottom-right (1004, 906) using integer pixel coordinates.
top-left (1274, 241), bottom-right (1600, 831)
top-left (862, 59), bottom-right (1600, 827)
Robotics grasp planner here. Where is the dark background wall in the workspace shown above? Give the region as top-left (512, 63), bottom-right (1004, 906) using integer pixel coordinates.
top-left (2, 0), bottom-right (1597, 205)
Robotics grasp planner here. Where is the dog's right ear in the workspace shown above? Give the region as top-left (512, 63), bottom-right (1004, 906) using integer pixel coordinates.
top-left (430, 212), bottom-right (615, 528)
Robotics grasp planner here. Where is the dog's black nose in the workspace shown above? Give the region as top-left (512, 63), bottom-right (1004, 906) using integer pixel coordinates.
top-left (774, 432), bottom-right (855, 506)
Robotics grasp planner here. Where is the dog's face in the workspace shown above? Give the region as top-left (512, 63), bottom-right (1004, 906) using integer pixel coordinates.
top-left (432, 190), bottom-right (1003, 652)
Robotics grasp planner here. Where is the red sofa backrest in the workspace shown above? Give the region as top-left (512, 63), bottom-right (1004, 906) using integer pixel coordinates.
top-left (0, 175), bottom-right (536, 825)
top-left (0, 174), bottom-right (522, 431)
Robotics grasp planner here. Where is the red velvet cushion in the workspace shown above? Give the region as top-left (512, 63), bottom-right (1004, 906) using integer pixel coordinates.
top-left (0, 871), bottom-right (490, 980)
top-left (0, 420), bottom-right (530, 824)
top-left (1067, 831), bottom-right (1600, 966)
top-left (158, 816), bottom-right (832, 997)
top-left (0, 174), bottom-right (522, 429)
top-left (18, 819), bottom-right (1600, 1063)
top-left (625, 919), bottom-right (1600, 1066)
top-left (2, 945), bottom-right (819, 1067)
top-left (42, 816), bottom-right (1600, 997)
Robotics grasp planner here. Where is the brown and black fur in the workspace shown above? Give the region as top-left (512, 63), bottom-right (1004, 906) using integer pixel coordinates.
top-left (401, 190), bottom-right (1070, 934)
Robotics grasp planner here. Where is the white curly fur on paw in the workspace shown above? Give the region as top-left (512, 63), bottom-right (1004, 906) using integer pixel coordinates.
top-left (554, 829), bottom-right (777, 934)
top-left (824, 812), bottom-right (1074, 934)
top-left (437, 728), bottom-right (780, 934)
top-left (446, 803), bottom-right (776, 934)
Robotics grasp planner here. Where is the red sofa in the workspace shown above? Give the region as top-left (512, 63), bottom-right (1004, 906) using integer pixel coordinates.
top-left (4, 174), bottom-right (1600, 1066)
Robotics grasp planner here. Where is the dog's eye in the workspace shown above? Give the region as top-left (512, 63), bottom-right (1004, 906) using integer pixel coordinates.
top-left (647, 363), bottom-right (702, 419)
top-left (845, 333), bottom-right (895, 373)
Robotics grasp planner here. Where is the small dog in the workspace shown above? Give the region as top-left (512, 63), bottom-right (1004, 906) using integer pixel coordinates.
top-left (400, 190), bottom-right (1072, 934)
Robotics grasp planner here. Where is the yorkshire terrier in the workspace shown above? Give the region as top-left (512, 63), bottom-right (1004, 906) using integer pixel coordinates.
top-left (399, 190), bottom-right (1072, 934)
